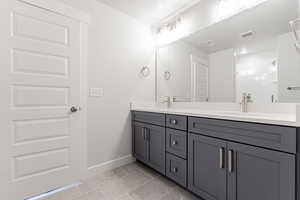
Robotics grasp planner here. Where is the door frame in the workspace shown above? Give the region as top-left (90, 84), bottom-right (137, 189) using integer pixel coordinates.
top-left (19, 0), bottom-right (90, 24)
top-left (190, 54), bottom-right (209, 102)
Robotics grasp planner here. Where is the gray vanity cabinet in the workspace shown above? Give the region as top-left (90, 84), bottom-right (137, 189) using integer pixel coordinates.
top-left (188, 133), bottom-right (227, 200)
top-left (133, 111), bottom-right (298, 200)
top-left (133, 121), bottom-right (166, 174)
top-left (133, 122), bottom-right (148, 163)
top-left (227, 142), bottom-right (295, 200)
top-left (146, 123), bottom-right (166, 174)
top-left (188, 133), bottom-right (295, 200)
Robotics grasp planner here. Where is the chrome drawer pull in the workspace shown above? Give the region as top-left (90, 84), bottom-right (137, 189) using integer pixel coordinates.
top-left (172, 167), bottom-right (178, 173)
top-left (170, 119), bottom-right (177, 125)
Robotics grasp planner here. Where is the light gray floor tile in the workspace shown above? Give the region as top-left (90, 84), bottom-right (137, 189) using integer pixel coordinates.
top-left (160, 187), bottom-right (199, 200)
top-left (129, 178), bottom-right (175, 200)
top-left (39, 162), bottom-right (200, 200)
top-left (117, 194), bottom-right (136, 200)
top-left (98, 175), bottom-right (132, 199)
top-left (79, 190), bottom-right (106, 200)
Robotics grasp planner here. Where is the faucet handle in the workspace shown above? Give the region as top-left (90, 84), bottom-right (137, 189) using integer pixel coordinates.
top-left (246, 93), bottom-right (253, 103)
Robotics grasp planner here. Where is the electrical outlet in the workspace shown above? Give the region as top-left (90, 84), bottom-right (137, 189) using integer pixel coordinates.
top-left (89, 88), bottom-right (103, 97)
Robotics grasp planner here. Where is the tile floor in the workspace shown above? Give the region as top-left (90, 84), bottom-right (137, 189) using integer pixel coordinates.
top-left (41, 162), bottom-right (200, 200)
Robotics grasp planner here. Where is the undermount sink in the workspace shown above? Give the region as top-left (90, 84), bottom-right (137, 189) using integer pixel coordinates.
top-left (212, 111), bottom-right (273, 118)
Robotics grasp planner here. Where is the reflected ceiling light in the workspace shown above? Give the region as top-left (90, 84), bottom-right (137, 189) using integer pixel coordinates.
top-left (238, 69), bottom-right (255, 77)
top-left (158, 3), bottom-right (164, 10)
top-left (270, 66), bottom-right (277, 72)
top-left (234, 47), bottom-right (248, 56)
top-left (240, 48), bottom-right (248, 55)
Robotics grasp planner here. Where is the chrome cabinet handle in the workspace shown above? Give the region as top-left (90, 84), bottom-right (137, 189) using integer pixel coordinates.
top-left (172, 140), bottom-right (178, 146)
top-left (144, 128), bottom-right (149, 141)
top-left (172, 167), bottom-right (178, 173)
top-left (170, 119), bottom-right (177, 125)
top-left (219, 148), bottom-right (225, 169)
top-left (228, 150), bottom-right (234, 173)
top-left (142, 128), bottom-right (146, 140)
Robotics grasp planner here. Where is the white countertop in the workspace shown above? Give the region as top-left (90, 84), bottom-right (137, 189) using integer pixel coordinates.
top-left (132, 107), bottom-right (299, 127)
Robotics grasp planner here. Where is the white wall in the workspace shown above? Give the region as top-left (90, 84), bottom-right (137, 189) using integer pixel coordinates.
top-left (157, 40), bottom-right (208, 100)
top-left (57, 0), bottom-right (156, 169)
top-left (236, 49), bottom-right (278, 103)
top-left (209, 49), bottom-right (236, 102)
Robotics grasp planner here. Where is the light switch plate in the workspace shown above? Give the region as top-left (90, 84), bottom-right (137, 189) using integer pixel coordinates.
top-left (89, 88), bottom-right (103, 97)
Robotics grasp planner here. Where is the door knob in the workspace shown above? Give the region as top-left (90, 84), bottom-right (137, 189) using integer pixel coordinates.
top-left (70, 106), bottom-right (79, 113)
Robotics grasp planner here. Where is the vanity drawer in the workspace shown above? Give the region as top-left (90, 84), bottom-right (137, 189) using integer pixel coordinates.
top-left (166, 153), bottom-right (187, 187)
top-left (132, 111), bottom-right (165, 126)
top-left (188, 117), bottom-right (297, 153)
top-left (166, 114), bottom-right (187, 130)
top-left (166, 128), bottom-right (187, 159)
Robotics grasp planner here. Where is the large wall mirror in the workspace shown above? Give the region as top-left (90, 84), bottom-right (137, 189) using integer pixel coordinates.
top-left (156, 0), bottom-right (300, 103)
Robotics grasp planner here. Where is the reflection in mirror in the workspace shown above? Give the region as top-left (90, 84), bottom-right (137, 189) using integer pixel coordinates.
top-left (156, 0), bottom-right (300, 103)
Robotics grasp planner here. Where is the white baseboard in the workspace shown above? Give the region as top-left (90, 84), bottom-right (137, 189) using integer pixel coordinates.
top-left (86, 155), bottom-right (135, 178)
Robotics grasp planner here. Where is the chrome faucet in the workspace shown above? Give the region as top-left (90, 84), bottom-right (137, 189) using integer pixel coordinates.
top-left (161, 96), bottom-right (171, 108)
top-left (240, 93), bottom-right (252, 112)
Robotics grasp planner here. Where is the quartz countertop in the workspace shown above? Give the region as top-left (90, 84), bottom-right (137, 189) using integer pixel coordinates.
top-left (131, 107), bottom-right (299, 127)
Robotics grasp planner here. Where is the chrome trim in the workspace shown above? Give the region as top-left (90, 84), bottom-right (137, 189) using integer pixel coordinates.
top-left (219, 148), bottom-right (225, 169)
top-left (287, 86), bottom-right (300, 91)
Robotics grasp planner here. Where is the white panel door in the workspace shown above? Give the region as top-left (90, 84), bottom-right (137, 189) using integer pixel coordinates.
top-left (191, 55), bottom-right (209, 102)
top-left (0, 0), bottom-right (83, 199)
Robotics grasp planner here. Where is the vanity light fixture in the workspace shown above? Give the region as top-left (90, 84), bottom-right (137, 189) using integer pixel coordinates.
top-left (157, 17), bottom-right (182, 33)
top-left (155, 17), bottom-right (185, 46)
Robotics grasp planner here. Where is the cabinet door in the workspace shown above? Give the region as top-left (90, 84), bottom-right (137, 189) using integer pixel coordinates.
top-left (188, 134), bottom-right (227, 200)
top-left (145, 123), bottom-right (166, 174)
top-left (133, 122), bottom-right (148, 163)
top-left (227, 142), bottom-right (295, 200)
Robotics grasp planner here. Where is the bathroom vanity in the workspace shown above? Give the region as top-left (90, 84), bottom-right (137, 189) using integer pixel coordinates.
top-left (131, 109), bottom-right (299, 200)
